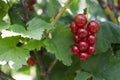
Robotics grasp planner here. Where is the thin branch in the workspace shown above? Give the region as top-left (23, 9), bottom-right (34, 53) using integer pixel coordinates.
top-left (20, 0), bottom-right (30, 22)
top-left (51, 0), bottom-right (70, 25)
top-left (47, 59), bottom-right (57, 73)
top-left (34, 0), bottom-right (71, 80)
top-left (0, 70), bottom-right (15, 80)
top-left (46, 0), bottom-right (71, 73)
top-left (34, 50), bottom-right (49, 80)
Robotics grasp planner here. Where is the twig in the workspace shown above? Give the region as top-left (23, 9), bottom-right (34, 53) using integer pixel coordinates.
top-left (35, 0), bottom-right (71, 80)
top-left (34, 50), bottom-right (49, 80)
top-left (0, 70), bottom-right (15, 80)
top-left (51, 0), bottom-right (70, 25)
top-left (20, 0), bottom-right (30, 22)
top-left (47, 59), bottom-right (57, 73)
top-left (46, 0), bottom-right (71, 72)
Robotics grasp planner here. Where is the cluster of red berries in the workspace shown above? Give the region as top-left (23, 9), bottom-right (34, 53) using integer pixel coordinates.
top-left (27, 57), bottom-right (36, 66)
top-left (70, 14), bottom-right (100, 60)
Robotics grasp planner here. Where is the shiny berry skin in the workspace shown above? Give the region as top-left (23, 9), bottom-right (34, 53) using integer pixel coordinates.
top-left (73, 35), bottom-right (81, 43)
top-left (27, 57), bottom-right (35, 66)
top-left (79, 52), bottom-right (89, 60)
top-left (87, 20), bottom-right (100, 33)
top-left (77, 28), bottom-right (88, 38)
top-left (70, 22), bottom-right (78, 34)
top-left (74, 14), bottom-right (87, 27)
top-left (87, 34), bottom-right (97, 45)
top-left (78, 41), bottom-right (89, 51)
top-left (71, 45), bottom-right (80, 55)
top-left (87, 45), bottom-right (96, 55)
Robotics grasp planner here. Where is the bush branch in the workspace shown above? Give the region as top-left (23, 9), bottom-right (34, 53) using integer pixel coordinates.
top-left (47, 59), bottom-right (57, 74)
top-left (20, 0), bottom-right (30, 22)
top-left (0, 70), bottom-right (15, 80)
top-left (51, 0), bottom-right (70, 25)
top-left (34, 50), bottom-right (50, 80)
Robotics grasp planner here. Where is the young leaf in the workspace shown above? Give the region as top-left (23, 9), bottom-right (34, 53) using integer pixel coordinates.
top-left (44, 25), bottom-right (74, 66)
top-left (0, 37), bottom-right (29, 70)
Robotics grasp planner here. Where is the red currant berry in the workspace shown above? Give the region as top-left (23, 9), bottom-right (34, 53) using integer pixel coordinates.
top-left (87, 20), bottom-right (100, 33)
top-left (78, 41), bottom-right (89, 51)
top-left (71, 45), bottom-right (80, 55)
top-left (87, 45), bottom-right (96, 55)
top-left (70, 22), bottom-right (78, 34)
top-left (77, 28), bottom-right (88, 38)
top-left (79, 52), bottom-right (89, 60)
top-left (74, 14), bottom-right (87, 27)
top-left (73, 35), bottom-right (81, 43)
top-left (87, 34), bottom-right (97, 45)
top-left (27, 57), bottom-right (35, 66)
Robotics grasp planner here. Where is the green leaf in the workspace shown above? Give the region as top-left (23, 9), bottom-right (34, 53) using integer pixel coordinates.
top-left (45, 0), bottom-right (60, 17)
top-left (22, 39), bottom-right (44, 50)
top-left (0, 37), bottom-right (29, 70)
top-left (96, 21), bottom-right (120, 53)
top-left (0, 21), bottom-right (9, 31)
top-left (75, 72), bottom-right (93, 80)
top-left (69, 0), bottom-right (79, 15)
top-left (9, 17), bottom-right (52, 40)
top-left (81, 50), bottom-right (120, 80)
top-left (8, 4), bottom-right (25, 25)
top-left (86, 0), bottom-right (107, 19)
top-left (44, 25), bottom-right (74, 66)
top-left (0, 0), bottom-right (8, 20)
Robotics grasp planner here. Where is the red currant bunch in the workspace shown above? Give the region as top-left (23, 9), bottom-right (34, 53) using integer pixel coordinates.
top-left (70, 14), bottom-right (100, 60)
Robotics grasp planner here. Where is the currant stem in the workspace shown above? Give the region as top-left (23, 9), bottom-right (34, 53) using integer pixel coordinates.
top-left (47, 59), bottom-right (57, 74)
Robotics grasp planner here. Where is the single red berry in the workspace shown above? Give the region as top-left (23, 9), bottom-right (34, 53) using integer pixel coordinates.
top-left (77, 28), bottom-right (88, 38)
top-left (79, 52), bottom-right (89, 60)
top-left (73, 35), bottom-right (81, 43)
top-left (74, 14), bottom-right (87, 27)
top-left (70, 22), bottom-right (78, 34)
top-left (87, 20), bottom-right (100, 33)
top-left (87, 45), bottom-right (96, 55)
top-left (27, 57), bottom-right (35, 66)
top-left (87, 34), bottom-right (97, 45)
top-left (71, 45), bottom-right (80, 55)
top-left (78, 41), bottom-right (89, 51)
